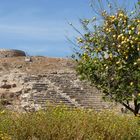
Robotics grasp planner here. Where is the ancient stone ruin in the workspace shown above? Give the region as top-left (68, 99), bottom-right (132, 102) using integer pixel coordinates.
top-left (0, 53), bottom-right (120, 112)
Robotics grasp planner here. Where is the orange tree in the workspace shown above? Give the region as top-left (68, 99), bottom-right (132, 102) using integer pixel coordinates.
top-left (73, 0), bottom-right (140, 115)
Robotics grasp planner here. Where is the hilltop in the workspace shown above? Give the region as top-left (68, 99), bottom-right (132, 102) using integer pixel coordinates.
top-left (0, 56), bottom-right (75, 74)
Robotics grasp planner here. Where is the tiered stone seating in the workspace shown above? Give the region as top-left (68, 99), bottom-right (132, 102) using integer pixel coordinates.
top-left (45, 73), bottom-right (109, 110)
top-left (32, 83), bottom-right (48, 92)
top-left (24, 76), bottom-right (40, 82)
top-left (32, 90), bottom-right (75, 107)
top-left (21, 73), bottom-right (111, 111)
top-left (23, 75), bottom-right (77, 109)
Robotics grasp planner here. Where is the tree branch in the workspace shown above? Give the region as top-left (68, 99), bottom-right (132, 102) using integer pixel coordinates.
top-left (120, 102), bottom-right (135, 114)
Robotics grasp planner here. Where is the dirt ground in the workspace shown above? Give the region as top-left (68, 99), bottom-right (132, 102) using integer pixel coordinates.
top-left (0, 56), bottom-right (75, 74)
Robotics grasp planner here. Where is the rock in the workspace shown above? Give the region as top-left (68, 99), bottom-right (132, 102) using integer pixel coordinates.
top-left (12, 84), bottom-right (17, 88)
top-left (25, 57), bottom-right (32, 62)
top-left (0, 99), bottom-right (11, 105)
top-left (1, 84), bottom-right (12, 89)
top-left (17, 65), bottom-right (22, 69)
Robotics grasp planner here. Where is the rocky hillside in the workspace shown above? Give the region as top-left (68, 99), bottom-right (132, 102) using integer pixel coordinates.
top-left (0, 56), bottom-right (120, 112)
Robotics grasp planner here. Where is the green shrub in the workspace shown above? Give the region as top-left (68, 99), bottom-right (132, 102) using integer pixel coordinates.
top-left (72, 0), bottom-right (140, 116)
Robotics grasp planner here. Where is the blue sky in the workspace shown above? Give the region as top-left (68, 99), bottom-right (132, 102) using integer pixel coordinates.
top-left (0, 0), bottom-right (138, 57)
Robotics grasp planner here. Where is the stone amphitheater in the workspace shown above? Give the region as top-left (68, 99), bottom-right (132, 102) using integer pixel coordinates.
top-left (0, 49), bottom-right (121, 112)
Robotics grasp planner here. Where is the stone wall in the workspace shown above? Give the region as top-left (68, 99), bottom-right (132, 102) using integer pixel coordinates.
top-left (0, 49), bottom-right (26, 58)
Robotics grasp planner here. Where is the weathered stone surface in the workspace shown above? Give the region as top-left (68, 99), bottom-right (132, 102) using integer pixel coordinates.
top-left (0, 56), bottom-right (121, 112)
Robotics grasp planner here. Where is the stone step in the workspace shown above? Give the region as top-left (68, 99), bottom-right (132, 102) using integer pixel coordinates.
top-left (32, 84), bottom-right (48, 91)
top-left (33, 95), bottom-right (72, 102)
top-left (47, 91), bottom-right (57, 94)
top-left (33, 84), bottom-right (48, 87)
top-left (79, 101), bottom-right (103, 104)
top-left (64, 91), bottom-right (85, 94)
top-left (80, 104), bottom-right (104, 109)
top-left (67, 93), bottom-right (101, 98)
top-left (41, 103), bottom-right (76, 108)
top-left (24, 77), bottom-right (40, 82)
top-left (35, 100), bottom-right (75, 106)
top-left (33, 83), bottom-right (48, 86)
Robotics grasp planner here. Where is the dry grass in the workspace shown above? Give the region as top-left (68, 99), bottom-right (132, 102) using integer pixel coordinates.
top-left (0, 106), bottom-right (139, 140)
top-left (0, 56), bottom-right (75, 74)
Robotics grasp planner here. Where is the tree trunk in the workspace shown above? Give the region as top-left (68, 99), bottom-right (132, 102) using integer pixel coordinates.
top-left (134, 100), bottom-right (140, 116)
